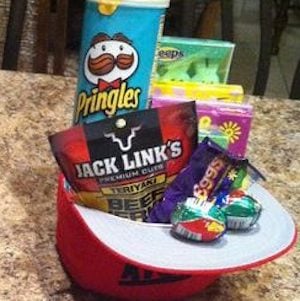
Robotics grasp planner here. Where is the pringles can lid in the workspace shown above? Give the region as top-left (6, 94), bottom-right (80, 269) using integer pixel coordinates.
top-left (90, 0), bottom-right (170, 8)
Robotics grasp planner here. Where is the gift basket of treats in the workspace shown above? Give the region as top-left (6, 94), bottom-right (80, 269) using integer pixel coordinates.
top-left (48, 1), bottom-right (297, 300)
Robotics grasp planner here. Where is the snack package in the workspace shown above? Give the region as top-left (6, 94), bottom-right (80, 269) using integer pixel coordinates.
top-left (147, 138), bottom-right (247, 223)
top-left (197, 102), bottom-right (253, 157)
top-left (151, 81), bottom-right (244, 103)
top-left (155, 36), bottom-right (235, 84)
top-left (219, 192), bottom-right (262, 230)
top-left (151, 96), bottom-right (253, 157)
top-left (50, 102), bottom-right (197, 221)
top-left (73, 0), bottom-right (170, 124)
top-left (171, 198), bottom-right (226, 242)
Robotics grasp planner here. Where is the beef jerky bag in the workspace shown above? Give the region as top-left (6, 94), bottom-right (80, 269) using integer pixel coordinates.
top-left (49, 102), bottom-right (197, 221)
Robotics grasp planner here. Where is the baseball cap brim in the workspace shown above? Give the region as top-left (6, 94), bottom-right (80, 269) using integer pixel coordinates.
top-left (74, 183), bottom-right (297, 274)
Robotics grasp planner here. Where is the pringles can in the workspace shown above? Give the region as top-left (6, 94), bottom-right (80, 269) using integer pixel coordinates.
top-left (73, 0), bottom-right (170, 124)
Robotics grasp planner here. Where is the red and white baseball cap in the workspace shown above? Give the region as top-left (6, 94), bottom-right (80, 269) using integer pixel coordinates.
top-left (56, 175), bottom-right (297, 301)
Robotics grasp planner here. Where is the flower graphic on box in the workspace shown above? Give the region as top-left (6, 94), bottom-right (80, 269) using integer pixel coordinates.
top-left (227, 169), bottom-right (238, 180)
top-left (199, 116), bottom-right (212, 130)
top-left (219, 121), bottom-right (241, 144)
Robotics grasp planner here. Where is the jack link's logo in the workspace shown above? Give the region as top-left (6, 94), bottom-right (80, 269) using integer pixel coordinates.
top-left (75, 33), bottom-right (141, 123)
top-left (74, 120), bottom-right (183, 179)
top-left (104, 125), bottom-right (142, 152)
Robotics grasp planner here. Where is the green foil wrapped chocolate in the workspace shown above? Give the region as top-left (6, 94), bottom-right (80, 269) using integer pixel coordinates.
top-left (171, 197), bottom-right (226, 242)
top-left (221, 194), bottom-right (262, 230)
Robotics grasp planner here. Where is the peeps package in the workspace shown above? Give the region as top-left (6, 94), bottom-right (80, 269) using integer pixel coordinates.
top-left (151, 97), bottom-right (253, 157)
top-left (73, 0), bottom-right (170, 124)
top-left (155, 36), bottom-right (235, 84)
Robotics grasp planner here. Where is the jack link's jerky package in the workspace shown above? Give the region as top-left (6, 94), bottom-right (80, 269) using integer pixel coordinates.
top-left (49, 102), bottom-right (197, 221)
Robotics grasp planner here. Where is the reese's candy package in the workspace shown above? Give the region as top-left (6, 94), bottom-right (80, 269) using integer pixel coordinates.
top-left (49, 102), bottom-right (197, 221)
top-left (147, 138), bottom-right (247, 223)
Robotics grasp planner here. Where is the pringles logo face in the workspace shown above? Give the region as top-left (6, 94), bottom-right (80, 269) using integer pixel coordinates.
top-left (75, 33), bottom-right (141, 123)
top-left (158, 47), bottom-right (184, 62)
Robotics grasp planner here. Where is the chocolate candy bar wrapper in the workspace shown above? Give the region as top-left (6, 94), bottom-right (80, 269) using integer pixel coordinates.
top-left (49, 102), bottom-right (197, 222)
top-left (230, 165), bottom-right (248, 190)
top-left (220, 193), bottom-right (262, 230)
top-left (171, 197), bottom-right (226, 242)
top-left (147, 137), bottom-right (247, 223)
top-left (212, 162), bottom-right (248, 203)
top-left (229, 162), bottom-right (266, 192)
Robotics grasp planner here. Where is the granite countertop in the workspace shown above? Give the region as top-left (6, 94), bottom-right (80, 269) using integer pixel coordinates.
top-left (0, 70), bottom-right (299, 301)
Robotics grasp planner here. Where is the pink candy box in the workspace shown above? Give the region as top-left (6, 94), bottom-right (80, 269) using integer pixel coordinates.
top-left (151, 97), bottom-right (253, 157)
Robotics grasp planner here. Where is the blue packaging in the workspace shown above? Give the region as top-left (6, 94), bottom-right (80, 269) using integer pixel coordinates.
top-left (73, 0), bottom-right (170, 124)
